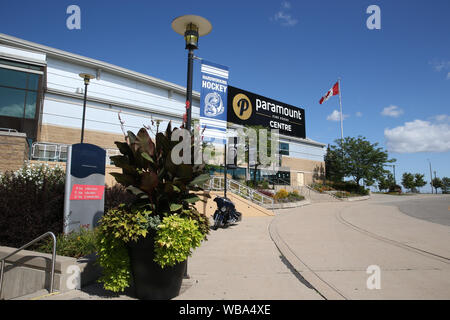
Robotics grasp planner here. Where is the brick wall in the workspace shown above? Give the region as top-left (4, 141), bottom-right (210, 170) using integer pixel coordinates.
top-left (281, 156), bottom-right (326, 186)
top-left (38, 124), bottom-right (125, 149)
top-left (0, 132), bottom-right (29, 174)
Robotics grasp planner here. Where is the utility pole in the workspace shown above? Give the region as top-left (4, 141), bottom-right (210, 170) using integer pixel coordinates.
top-left (428, 159), bottom-right (433, 194)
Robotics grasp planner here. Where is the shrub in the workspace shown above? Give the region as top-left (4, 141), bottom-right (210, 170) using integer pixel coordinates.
top-left (36, 227), bottom-right (97, 259)
top-left (154, 215), bottom-right (204, 268)
top-left (0, 163), bottom-right (65, 248)
top-left (257, 189), bottom-right (274, 198)
top-left (104, 184), bottom-right (136, 213)
top-left (287, 191), bottom-right (305, 202)
top-left (95, 204), bottom-right (158, 292)
top-left (334, 191), bottom-right (350, 198)
top-left (330, 181), bottom-right (369, 195)
top-left (274, 189), bottom-right (289, 200)
top-left (387, 184), bottom-right (402, 194)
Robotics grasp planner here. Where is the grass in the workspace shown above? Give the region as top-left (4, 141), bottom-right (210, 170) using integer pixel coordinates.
top-left (35, 227), bottom-right (98, 259)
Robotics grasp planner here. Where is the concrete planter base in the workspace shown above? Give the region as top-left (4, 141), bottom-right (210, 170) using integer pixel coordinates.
top-left (266, 199), bottom-right (311, 210)
top-left (0, 246), bottom-right (101, 300)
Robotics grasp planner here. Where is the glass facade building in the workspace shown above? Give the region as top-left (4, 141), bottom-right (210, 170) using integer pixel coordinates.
top-left (0, 58), bottom-right (44, 143)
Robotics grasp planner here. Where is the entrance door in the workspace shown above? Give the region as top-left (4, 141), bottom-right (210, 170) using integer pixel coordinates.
top-left (297, 172), bottom-right (304, 186)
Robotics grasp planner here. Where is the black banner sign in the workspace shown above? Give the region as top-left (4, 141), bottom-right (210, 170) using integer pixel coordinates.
top-left (227, 86), bottom-right (306, 139)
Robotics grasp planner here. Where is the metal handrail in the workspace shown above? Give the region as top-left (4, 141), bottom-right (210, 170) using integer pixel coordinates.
top-left (0, 232), bottom-right (57, 299)
top-left (206, 176), bottom-right (274, 207)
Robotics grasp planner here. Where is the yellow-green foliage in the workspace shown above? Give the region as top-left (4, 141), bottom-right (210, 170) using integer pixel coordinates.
top-left (274, 189), bottom-right (289, 200)
top-left (96, 204), bottom-right (152, 292)
top-left (154, 215), bottom-right (205, 268)
top-left (99, 204), bottom-right (152, 243)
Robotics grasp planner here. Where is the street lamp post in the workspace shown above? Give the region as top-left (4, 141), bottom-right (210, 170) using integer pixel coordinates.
top-left (171, 16), bottom-right (212, 279)
top-left (385, 164), bottom-right (396, 185)
top-left (78, 73), bottom-right (95, 143)
top-left (171, 15), bottom-right (212, 132)
top-left (427, 159), bottom-right (433, 194)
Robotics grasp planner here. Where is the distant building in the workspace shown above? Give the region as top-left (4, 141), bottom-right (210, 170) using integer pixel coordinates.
top-left (0, 33), bottom-right (325, 187)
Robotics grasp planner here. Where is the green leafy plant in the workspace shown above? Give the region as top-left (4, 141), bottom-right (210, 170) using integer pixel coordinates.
top-left (96, 232), bottom-right (131, 293)
top-left (96, 123), bottom-right (210, 292)
top-left (154, 215), bottom-right (204, 268)
top-left (287, 191), bottom-right (305, 202)
top-left (36, 227), bottom-right (97, 259)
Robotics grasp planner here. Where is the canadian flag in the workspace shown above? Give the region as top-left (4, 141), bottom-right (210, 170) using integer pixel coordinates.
top-left (319, 81), bottom-right (339, 104)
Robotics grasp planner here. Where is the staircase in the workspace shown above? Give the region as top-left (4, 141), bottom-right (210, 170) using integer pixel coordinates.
top-left (273, 181), bottom-right (340, 203)
top-left (205, 176), bottom-right (274, 209)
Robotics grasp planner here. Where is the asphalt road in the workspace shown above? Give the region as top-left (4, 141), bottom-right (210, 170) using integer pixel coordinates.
top-left (373, 194), bottom-right (450, 226)
top-left (271, 194), bottom-right (450, 299)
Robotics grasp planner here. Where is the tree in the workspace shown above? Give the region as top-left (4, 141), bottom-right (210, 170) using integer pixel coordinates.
top-left (414, 173), bottom-right (427, 192)
top-left (378, 172), bottom-right (395, 192)
top-left (431, 177), bottom-right (443, 194)
top-left (402, 173), bottom-right (415, 192)
top-left (402, 172), bottom-right (428, 193)
top-left (442, 177), bottom-right (450, 194)
top-left (325, 144), bottom-right (345, 182)
top-left (325, 136), bottom-right (395, 186)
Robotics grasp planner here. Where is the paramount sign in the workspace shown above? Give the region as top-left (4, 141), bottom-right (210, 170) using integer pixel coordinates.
top-left (227, 86), bottom-right (306, 139)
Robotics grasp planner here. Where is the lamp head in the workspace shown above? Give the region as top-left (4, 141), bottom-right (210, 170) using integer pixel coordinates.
top-left (172, 15), bottom-right (212, 50)
top-left (79, 73), bottom-right (95, 85)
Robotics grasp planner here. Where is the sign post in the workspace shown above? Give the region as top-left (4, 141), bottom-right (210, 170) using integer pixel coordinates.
top-left (63, 143), bottom-right (106, 234)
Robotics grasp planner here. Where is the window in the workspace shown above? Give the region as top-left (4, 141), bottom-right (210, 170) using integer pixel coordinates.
top-left (279, 142), bottom-right (289, 156)
top-left (0, 59), bottom-right (43, 141)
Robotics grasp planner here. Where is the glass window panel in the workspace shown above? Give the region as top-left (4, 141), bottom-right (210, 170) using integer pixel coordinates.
top-left (0, 59), bottom-right (42, 71)
top-left (0, 68), bottom-right (30, 89)
top-left (27, 73), bottom-right (40, 91)
top-left (24, 91), bottom-right (37, 119)
top-left (0, 87), bottom-right (25, 118)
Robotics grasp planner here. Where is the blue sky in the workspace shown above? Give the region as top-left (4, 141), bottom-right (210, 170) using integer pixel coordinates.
top-left (1, 0), bottom-right (449, 190)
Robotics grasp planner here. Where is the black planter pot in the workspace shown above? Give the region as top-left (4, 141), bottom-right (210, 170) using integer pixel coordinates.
top-left (128, 231), bottom-right (187, 300)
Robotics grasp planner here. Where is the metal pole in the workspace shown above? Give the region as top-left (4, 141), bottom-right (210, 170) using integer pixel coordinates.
top-left (428, 159), bottom-right (433, 194)
top-left (224, 143), bottom-right (227, 198)
top-left (393, 165), bottom-right (396, 185)
top-left (80, 81), bottom-right (88, 143)
top-left (185, 48), bottom-right (194, 132)
top-left (63, 145), bottom-right (72, 234)
top-left (338, 78), bottom-right (344, 143)
top-left (0, 260), bottom-right (4, 299)
top-left (183, 49), bottom-right (194, 279)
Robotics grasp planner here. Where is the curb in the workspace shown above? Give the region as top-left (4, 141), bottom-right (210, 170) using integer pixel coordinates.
top-left (268, 214), bottom-right (347, 300)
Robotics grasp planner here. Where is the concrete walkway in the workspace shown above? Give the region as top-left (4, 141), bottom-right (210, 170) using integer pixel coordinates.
top-left (271, 194), bottom-right (450, 299)
top-left (31, 194), bottom-right (450, 300)
top-left (175, 217), bottom-right (322, 300)
top-left (33, 216), bottom-right (323, 300)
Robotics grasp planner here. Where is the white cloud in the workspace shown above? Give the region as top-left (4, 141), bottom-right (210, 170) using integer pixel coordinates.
top-left (429, 59), bottom-right (450, 80)
top-left (281, 1), bottom-right (291, 9)
top-left (327, 110), bottom-right (348, 122)
top-left (381, 105), bottom-right (404, 117)
top-left (384, 117), bottom-right (450, 153)
top-left (433, 114), bottom-right (450, 122)
top-left (271, 1), bottom-right (298, 27)
top-left (429, 60), bottom-right (450, 72)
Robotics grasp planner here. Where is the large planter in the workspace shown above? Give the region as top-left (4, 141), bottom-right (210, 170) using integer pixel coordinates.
top-left (127, 231), bottom-right (187, 300)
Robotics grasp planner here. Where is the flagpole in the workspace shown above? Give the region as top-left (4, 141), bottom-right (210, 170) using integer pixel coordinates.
top-left (338, 77), bottom-right (344, 143)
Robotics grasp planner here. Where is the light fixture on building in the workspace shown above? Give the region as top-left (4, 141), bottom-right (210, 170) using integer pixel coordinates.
top-left (171, 15), bottom-right (212, 132)
top-left (78, 73), bottom-right (95, 143)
